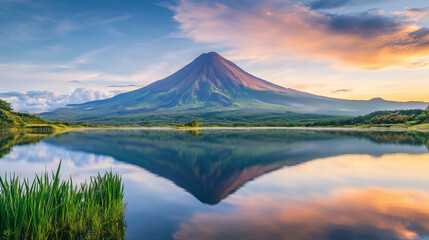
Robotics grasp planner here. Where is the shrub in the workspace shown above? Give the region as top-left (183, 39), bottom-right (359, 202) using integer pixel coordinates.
top-left (185, 120), bottom-right (201, 127)
top-left (0, 100), bottom-right (13, 112)
top-left (0, 109), bottom-right (23, 128)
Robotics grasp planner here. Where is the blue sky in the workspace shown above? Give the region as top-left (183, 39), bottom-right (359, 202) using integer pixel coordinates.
top-left (1, 0), bottom-right (429, 112)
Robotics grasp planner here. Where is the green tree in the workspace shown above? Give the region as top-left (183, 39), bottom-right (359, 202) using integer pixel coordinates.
top-left (415, 106), bottom-right (429, 124)
top-left (0, 99), bottom-right (13, 112)
top-left (185, 120), bottom-right (201, 127)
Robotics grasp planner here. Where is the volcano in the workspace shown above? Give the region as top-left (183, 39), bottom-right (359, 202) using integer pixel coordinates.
top-left (42, 52), bottom-right (428, 121)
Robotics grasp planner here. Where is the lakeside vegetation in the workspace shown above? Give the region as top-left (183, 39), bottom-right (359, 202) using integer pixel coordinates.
top-left (0, 99), bottom-right (62, 131)
top-left (0, 162), bottom-right (126, 240)
top-left (311, 107), bottom-right (429, 128)
top-left (0, 100), bottom-right (106, 131)
top-left (62, 111), bottom-right (340, 127)
top-left (169, 107), bottom-right (429, 129)
top-left (2, 99), bottom-right (428, 129)
top-left (35, 101), bottom-right (429, 129)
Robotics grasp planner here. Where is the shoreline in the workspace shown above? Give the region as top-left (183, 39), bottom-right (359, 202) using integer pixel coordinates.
top-left (3, 125), bottom-right (429, 133)
top-left (65, 126), bottom-right (429, 132)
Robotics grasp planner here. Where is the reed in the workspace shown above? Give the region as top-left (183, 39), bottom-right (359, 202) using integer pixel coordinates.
top-left (0, 162), bottom-right (126, 240)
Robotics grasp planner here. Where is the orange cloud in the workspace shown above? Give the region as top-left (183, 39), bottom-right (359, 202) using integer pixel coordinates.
top-left (171, 0), bottom-right (429, 70)
top-left (394, 7), bottom-right (429, 22)
top-left (174, 189), bottom-right (429, 240)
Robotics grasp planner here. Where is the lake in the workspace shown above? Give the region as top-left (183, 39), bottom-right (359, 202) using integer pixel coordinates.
top-left (1, 129), bottom-right (429, 240)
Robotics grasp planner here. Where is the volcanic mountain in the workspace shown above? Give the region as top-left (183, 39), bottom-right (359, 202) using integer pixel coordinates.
top-left (42, 52), bottom-right (428, 121)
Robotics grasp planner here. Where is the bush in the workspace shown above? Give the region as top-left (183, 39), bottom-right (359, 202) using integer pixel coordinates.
top-left (185, 120), bottom-right (201, 127)
top-left (0, 100), bottom-right (12, 112)
top-left (0, 109), bottom-right (23, 128)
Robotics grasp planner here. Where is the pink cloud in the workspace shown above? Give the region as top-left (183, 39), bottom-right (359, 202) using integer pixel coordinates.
top-left (171, 0), bottom-right (429, 70)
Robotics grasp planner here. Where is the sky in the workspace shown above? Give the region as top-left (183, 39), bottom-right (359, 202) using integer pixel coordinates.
top-left (1, 0), bottom-right (429, 112)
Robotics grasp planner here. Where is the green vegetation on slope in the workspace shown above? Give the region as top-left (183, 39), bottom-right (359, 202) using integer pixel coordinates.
top-left (0, 99), bottom-right (49, 128)
top-left (312, 108), bottom-right (429, 128)
top-left (0, 162), bottom-right (126, 240)
top-left (50, 111), bottom-right (340, 127)
top-left (0, 99), bottom-right (90, 130)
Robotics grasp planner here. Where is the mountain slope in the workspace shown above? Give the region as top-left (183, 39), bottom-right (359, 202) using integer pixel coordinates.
top-left (41, 52), bottom-right (428, 121)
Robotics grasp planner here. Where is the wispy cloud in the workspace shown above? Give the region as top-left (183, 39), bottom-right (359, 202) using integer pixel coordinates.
top-left (55, 14), bottom-right (133, 36)
top-left (0, 62), bottom-right (151, 84)
top-left (170, 0), bottom-right (429, 70)
top-left (107, 84), bottom-right (136, 88)
top-left (69, 80), bottom-right (82, 83)
top-left (332, 88), bottom-right (353, 94)
top-left (394, 7), bottom-right (429, 22)
top-left (308, 0), bottom-right (385, 10)
top-left (0, 0), bottom-right (133, 45)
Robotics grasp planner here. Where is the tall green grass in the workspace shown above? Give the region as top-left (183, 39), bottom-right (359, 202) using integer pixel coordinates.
top-left (0, 162), bottom-right (126, 240)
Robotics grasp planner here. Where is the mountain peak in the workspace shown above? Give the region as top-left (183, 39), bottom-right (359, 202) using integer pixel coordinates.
top-left (369, 97), bottom-right (386, 102)
top-left (203, 51), bottom-right (220, 56)
top-left (145, 51), bottom-right (287, 94)
top-left (194, 51), bottom-right (227, 64)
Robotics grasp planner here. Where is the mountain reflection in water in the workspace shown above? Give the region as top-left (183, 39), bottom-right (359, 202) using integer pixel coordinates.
top-left (1, 129), bottom-right (429, 240)
top-left (174, 153), bottom-right (429, 240)
top-left (42, 129), bottom-right (429, 205)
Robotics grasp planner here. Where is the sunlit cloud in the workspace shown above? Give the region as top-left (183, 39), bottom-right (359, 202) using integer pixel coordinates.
top-left (394, 7), bottom-right (429, 22)
top-left (171, 0), bottom-right (429, 70)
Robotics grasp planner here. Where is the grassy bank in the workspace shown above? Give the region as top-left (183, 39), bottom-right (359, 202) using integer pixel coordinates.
top-left (0, 162), bottom-right (126, 240)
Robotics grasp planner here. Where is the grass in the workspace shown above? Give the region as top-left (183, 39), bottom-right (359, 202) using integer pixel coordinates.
top-left (0, 162), bottom-right (127, 240)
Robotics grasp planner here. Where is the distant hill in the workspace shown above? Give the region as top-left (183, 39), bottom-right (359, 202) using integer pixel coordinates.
top-left (41, 52), bottom-right (428, 123)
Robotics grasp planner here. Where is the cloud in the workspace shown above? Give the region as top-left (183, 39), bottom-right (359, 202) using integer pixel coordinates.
top-left (170, 0), bottom-right (429, 70)
top-left (55, 14), bottom-right (133, 36)
top-left (107, 84), bottom-right (136, 88)
top-left (327, 12), bottom-right (401, 37)
top-left (0, 62), bottom-right (160, 93)
top-left (394, 7), bottom-right (429, 22)
top-left (332, 88), bottom-right (353, 93)
top-left (308, 0), bottom-right (384, 10)
top-left (0, 88), bottom-right (116, 113)
top-left (309, 0), bottom-right (353, 9)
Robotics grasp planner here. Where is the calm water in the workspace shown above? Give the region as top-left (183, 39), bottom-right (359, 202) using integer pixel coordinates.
top-left (1, 129), bottom-right (429, 240)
